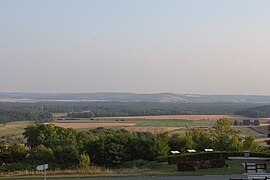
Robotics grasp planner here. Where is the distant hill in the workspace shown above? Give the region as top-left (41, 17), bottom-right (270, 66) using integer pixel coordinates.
top-left (235, 105), bottom-right (270, 118)
top-left (1, 92), bottom-right (270, 103)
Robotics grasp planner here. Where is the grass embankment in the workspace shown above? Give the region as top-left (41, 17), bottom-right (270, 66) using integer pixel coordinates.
top-left (0, 161), bottom-right (244, 179)
top-left (0, 167), bottom-right (115, 179)
top-left (117, 160), bottom-right (244, 176)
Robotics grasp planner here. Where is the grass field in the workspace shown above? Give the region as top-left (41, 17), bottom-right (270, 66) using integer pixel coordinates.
top-left (0, 121), bottom-right (34, 138)
top-left (52, 113), bottom-right (68, 118)
top-left (233, 126), bottom-right (266, 139)
top-left (1, 114), bottom-right (269, 140)
top-left (118, 160), bottom-right (245, 176)
top-left (52, 117), bottom-right (216, 133)
top-left (0, 160), bottom-right (245, 178)
top-left (51, 115), bottom-right (270, 137)
top-left (112, 115), bottom-right (239, 120)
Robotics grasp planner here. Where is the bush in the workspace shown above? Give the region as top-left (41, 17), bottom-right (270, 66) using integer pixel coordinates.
top-left (228, 151), bottom-right (270, 158)
top-left (78, 153), bottom-right (91, 169)
top-left (176, 159), bottom-right (226, 171)
top-left (168, 152), bottom-right (229, 165)
top-left (177, 161), bottom-right (199, 171)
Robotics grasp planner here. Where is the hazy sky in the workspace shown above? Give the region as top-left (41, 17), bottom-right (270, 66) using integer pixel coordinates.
top-left (1, 0), bottom-right (270, 95)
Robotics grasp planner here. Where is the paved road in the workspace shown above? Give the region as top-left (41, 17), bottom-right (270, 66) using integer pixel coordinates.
top-left (12, 175), bottom-right (240, 180)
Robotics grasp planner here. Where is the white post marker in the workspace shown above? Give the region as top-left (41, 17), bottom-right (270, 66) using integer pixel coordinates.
top-left (36, 164), bottom-right (48, 180)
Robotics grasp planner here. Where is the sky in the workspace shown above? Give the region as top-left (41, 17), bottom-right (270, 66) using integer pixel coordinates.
top-left (1, 0), bottom-right (270, 95)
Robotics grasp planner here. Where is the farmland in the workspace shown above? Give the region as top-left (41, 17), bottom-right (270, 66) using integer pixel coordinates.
top-left (0, 114), bottom-right (269, 143)
top-left (0, 121), bottom-right (35, 138)
top-left (51, 115), bottom-right (270, 141)
top-left (50, 122), bottom-right (136, 129)
top-left (52, 115), bottom-right (219, 131)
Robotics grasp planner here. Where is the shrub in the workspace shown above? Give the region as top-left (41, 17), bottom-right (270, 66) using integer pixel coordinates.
top-left (168, 152), bottom-right (229, 165)
top-left (177, 161), bottom-right (199, 171)
top-left (78, 153), bottom-right (91, 169)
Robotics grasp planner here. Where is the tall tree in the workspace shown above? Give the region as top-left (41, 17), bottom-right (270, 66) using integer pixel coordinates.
top-left (211, 118), bottom-right (241, 151)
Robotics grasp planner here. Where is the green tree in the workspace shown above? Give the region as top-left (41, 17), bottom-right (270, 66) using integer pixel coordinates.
top-left (76, 131), bottom-right (96, 153)
top-left (186, 128), bottom-right (213, 151)
top-left (168, 134), bottom-right (194, 153)
top-left (29, 145), bottom-right (54, 164)
top-left (24, 124), bottom-right (77, 149)
top-left (211, 118), bottom-right (241, 151)
top-left (0, 140), bottom-right (8, 164)
top-left (78, 153), bottom-right (91, 169)
top-left (54, 145), bottom-right (79, 167)
top-left (124, 134), bottom-right (156, 161)
top-left (7, 142), bottom-right (27, 163)
top-left (151, 133), bottom-right (170, 159)
top-left (243, 136), bottom-right (259, 151)
top-left (228, 133), bottom-right (243, 151)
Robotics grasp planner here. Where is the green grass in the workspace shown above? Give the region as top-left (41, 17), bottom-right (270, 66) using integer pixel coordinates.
top-left (233, 127), bottom-right (266, 138)
top-left (135, 119), bottom-right (215, 127)
top-left (0, 121), bottom-right (34, 138)
top-left (54, 118), bottom-right (216, 127)
top-left (267, 163), bottom-right (270, 173)
top-left (117, 160), bottom-right (244, 176)
top-left (2, 161), bottom-right (244, 179)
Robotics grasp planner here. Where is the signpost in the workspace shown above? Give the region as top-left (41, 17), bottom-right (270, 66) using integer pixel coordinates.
top-left (36, 164), bottom-right (48, 180)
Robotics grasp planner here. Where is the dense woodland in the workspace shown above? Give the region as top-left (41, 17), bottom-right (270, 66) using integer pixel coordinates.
top-left (0, 101), bottom-right (269, 124)
top-left (0, 119), bottom-right (269, 171)
top-left (235, 105), bottom-right (270, 118)
top-left (0, 102), bottom-right (260, 117)
top-left (0, 110), bottom-right (53, 124)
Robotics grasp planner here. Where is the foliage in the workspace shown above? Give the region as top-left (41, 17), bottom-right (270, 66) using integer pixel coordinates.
top-left (7, 142), bottom-right (27, 163)
top-left (54, 145), bottom-right (79, 167)
top-left (168, 134), bottom-right (194, 153)
top-left (243, 136), bottom-right (259, 151)
top-left (28, 145), bottom-right (55, 165)
top-left (235, 105), bottom-right (270, 118)
top-left (23, 124), bottom-right (77, 148)
top-left (168, 152), bottom-right (229, 165)
top-left (186, 128), bottom-right (213, 151)
top-left (151, 133), bottom-right (170, 159)
top-left (1, 119), bottom-right (268, 172)
top-left (0, 101), bottom-right (258, 116)
top-left (211, 118), bottom-right (242, 151)
top-left (78, 153), bottom-right (91, 169)
top-left (0, 110), bottom-right (52, 124)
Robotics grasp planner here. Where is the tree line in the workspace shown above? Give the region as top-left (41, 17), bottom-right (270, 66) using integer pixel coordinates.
top-left (0, 102), bottom-right (258, 116)
top-left (1, 118), bottom-right (268, 171)
top-left (0, 110), bottom-right (53, 124)
top-left (235, 105), bottom-right (270, 118)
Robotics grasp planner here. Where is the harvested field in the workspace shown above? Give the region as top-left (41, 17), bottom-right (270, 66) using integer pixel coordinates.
top-left (113, 115), bottom-right (243, 121)
top-left (124, 127), bottom-right (181, 133)
top-left (233, 126), bottom-right (266, 138)
top-left (251, 126), bottom-right (270, 135)
top-left (50, 122), bottom-right (136, 129)
top-left (0, 121), bottom-right (34, 137)
top-left (255, 138), bottom-right (270, 143)
top-left (52, 113), bottom-right (68, 118)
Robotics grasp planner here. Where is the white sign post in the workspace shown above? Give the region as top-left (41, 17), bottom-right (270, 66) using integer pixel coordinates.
top-left (36, 164), bottom-right (48, 180)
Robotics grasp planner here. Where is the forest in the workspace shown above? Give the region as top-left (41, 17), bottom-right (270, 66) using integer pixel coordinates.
top-left (235, 105), bottom-right (270, 118)
top-left (0, 110), bottom-right (53, 124)
top-left (0, 101), bottom-right (260, 117)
